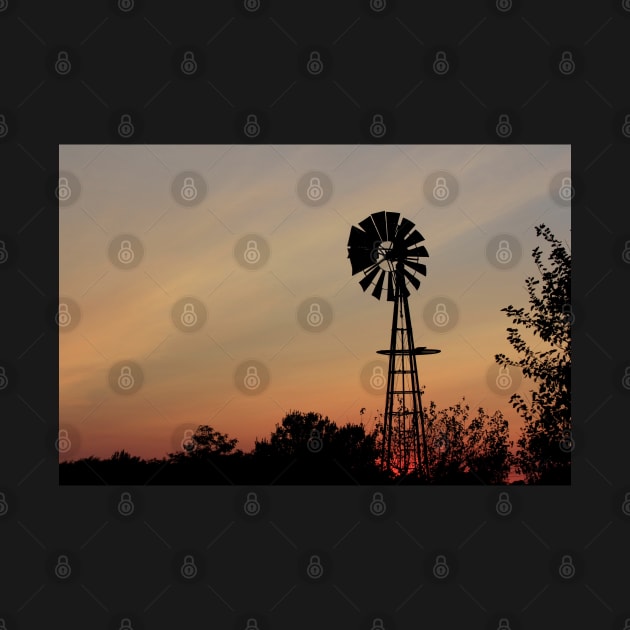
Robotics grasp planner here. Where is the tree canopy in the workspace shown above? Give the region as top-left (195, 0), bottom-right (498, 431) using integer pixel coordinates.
top-left (495, 224), bottom-right (571, 484)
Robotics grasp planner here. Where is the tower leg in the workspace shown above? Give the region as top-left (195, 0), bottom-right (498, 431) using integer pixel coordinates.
top-left (382, 289), bottom-right (399, 474)
top-left (380, 263), bottom-right (429, 479)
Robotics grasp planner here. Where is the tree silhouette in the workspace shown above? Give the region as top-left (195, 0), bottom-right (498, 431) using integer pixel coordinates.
top-left (253, 410), bottom-right (384, 483)
top-left (60, 406), bottom-right (515, 485)
top-left (422, 397), bottom-right (513, 484)
top-left (495, 224), bottom-right (571, 484)
top-left (168, 425), bottom-right (240, 462)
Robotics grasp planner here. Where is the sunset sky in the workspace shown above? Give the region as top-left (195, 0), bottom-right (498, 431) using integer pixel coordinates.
top-left (59, 144), bottom-right (570, 462)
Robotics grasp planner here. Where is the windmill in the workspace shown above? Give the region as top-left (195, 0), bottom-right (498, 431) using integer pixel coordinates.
top-left (347, 211), bottom-right (440, 479)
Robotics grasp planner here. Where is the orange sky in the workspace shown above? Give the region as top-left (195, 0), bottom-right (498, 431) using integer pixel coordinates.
top-left (58, 144), bottom-right (570, 462)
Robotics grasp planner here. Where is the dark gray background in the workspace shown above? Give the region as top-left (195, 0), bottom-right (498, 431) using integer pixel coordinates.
top-left (1, 0), bottom-right (629, 628)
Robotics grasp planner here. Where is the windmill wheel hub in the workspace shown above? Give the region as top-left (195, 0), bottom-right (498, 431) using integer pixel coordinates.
top-left (373, 240), bottom-right (394, 267)
top-left (347, 210), bottom-right (428, 301)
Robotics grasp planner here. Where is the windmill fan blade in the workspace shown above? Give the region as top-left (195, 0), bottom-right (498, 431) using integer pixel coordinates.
top-left (359, 265), bottom-right (381, 292)
top-left (403, 230), bottom-right (425, 248)
top-left (405, 245), bottom-right (429, 258)
top-left (387, 272), bottom-right (395, 301)
top-left (358, 216), bottom-right (381, 241)
top-left (403, 258), bottom-right (427, 276)
top-left (348, 226), bottom-right (378, 274)
top-left (370, 211), bottom-right (388, 241)
top-left (371, 269), bottom-right (386, 299)
top-left (347, 225), bottom-right (374, 249)
top-left (385, 211), bottom-right (400, 242)
top-left (348, 249), bottom-right (376, 275)
top-left (403, 268), bottom-right (421, 290)
top-left (394, 217), bottom-right (415, 242)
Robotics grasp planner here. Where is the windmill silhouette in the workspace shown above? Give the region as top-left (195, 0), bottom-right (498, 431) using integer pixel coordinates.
top-left (347, 211), bottom-right (440, 479)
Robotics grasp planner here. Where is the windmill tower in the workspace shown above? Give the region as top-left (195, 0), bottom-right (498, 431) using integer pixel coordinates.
top-left (347, 211), bottom-right (440, 479)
